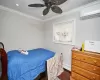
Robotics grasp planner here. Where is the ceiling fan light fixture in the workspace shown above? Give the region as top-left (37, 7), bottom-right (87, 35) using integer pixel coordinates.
top-left (16, 4), bottom-right (19, 6)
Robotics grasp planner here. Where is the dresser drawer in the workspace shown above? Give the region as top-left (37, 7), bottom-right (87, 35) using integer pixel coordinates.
top-left (70, 76), bottom-right (75, 80)
top-left (72, 52), bottom-right (100, 67)
top-left (72, 59), bottom-right (100, 75)
top-left (72, 50), bottom-right (100, 59)
top-left (71, 72), bottom-right (89, 80)
top-left (72, 65), bottom-right (100, 80)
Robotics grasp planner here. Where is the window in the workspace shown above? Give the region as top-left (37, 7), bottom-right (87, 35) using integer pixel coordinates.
top-left (53, 19), bottom-right (75, 45)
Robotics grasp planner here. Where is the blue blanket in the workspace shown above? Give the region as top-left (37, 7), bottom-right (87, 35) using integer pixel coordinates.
top-left (7, 48), bottom-right (55, 80)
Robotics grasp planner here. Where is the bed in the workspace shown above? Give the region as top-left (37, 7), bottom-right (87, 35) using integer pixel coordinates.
top-left (7, 48), bottom-right (55, 80)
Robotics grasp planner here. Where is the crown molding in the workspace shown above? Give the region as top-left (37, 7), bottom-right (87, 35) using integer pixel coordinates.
top-left (44, 0), bottom-right (100, 22)
top-left (0, 0), bottom-right (100, 22)
top-left (0, 5), bottom-right (44, 22)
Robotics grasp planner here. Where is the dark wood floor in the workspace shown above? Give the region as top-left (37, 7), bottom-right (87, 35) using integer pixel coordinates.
top-left (58, 69), bottom-right (71, 80)
top-left (41, 69), bottom-right (71, 80)
top-left (1, 69), bottom-right (70, 80)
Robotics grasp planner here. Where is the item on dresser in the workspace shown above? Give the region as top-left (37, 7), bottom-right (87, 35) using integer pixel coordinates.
top-left (70, 50), bottom-right (100, 80)
top-left (72, 46), bottom-right (81, 51)
top-left (84, 40), bottom-right (100, 53)
top-left (81, 42), bottom-right (85, 52)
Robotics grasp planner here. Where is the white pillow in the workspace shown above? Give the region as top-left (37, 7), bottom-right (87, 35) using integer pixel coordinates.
top-left (18, 49), bottom-right (28, 55)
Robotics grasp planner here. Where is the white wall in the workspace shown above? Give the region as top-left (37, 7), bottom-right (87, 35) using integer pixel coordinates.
top-left (44, 11), bottom-right (100, 71)
top-left (0, 9), bottom-right (44, 52)
top-left (0, 1), bottom-right (100, 72)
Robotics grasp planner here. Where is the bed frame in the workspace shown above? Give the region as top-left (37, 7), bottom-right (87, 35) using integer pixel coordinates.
top-left (0, 42), bottom-right (8, 80)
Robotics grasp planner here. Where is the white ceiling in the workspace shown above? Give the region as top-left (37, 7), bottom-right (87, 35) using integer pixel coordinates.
top-left (0, 0), bottom-right (97, 20)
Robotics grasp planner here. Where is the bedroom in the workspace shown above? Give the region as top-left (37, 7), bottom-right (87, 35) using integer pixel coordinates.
top-left (0, 0), bottom-right (100, 80)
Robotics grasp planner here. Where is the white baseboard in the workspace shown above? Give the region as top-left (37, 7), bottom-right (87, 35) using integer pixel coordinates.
top-left (63, 63), bottom-right (71, 71)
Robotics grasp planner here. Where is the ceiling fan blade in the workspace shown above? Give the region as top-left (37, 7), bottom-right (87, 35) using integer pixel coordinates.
top-left (51, 0), bottom-right (67, 5)
top-left (43, 7), bottom-right (50, 15)
top-left (51, 6), bottom-right (62, 14)
top-left (28, 4), bottom-right (45, 7)
top-left (43, 0), bottom-right (49, 3)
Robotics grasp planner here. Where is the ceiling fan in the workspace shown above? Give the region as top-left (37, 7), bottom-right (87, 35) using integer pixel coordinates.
top-left (28, 0), bottom-right (67, 16)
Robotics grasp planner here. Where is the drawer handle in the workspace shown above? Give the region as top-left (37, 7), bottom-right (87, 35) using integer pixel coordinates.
top-left (92, 77), bottom-right (96, 80)
top-left (74, 62), bottom-right (76, 64)
top-left (83, 58), bottom-right (85, 60)
top-left (93, 68), bottom-right (96, 70)
top-left (94, 60), bottom-right (97, 63)
top-left (74, 56), bottom-right (76, 58)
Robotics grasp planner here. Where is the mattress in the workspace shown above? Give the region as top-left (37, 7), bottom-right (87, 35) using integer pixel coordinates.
top-left (7, 48), bottom-right (55, 80)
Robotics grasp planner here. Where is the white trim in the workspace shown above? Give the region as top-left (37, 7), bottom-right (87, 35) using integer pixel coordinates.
top-left (0, 1), bottom-right (100, 22)
top-left (44, 0), bottom-right (100, 21)
top-left (0, 5), bottom-right (43, 22)
top-left (63, 63), bottom-right (71, 71)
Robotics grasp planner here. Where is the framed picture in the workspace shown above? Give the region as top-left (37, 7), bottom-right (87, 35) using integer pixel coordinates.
top-left (53, 19), bottom-right (76, 45)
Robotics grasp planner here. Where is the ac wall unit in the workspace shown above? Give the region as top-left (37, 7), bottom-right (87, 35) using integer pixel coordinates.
top-left (80, 1), bottom-right (100, 20)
